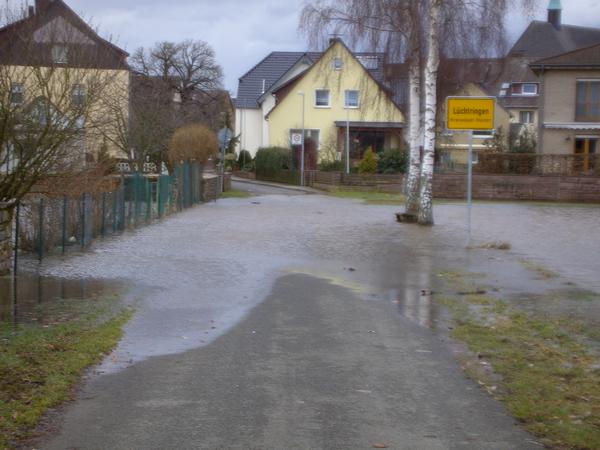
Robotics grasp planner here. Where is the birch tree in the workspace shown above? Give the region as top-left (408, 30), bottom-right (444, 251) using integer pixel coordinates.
top-left (417, 0), bottom-right (441, 225)
top-left (300, 0), bottom-right (538, 225)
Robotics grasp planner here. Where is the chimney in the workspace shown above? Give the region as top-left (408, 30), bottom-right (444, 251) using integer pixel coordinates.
top-left (35, 0), bottom-right (54, 14)
top-left (547, 0), bottom-right (562, 30)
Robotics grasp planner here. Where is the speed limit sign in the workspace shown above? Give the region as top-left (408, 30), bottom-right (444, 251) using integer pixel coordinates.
top-left (291, 133), bottom-right (303, 145)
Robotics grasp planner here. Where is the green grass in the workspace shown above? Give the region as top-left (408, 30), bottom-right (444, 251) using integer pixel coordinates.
top-left (436, 271), bottom-right (600, 449)
top-left (221, 189), bottom-right (252, 199)
top-left (0, 295), bottom-right (132, 448)
top-left (327, 188), bottom-right (406, 205)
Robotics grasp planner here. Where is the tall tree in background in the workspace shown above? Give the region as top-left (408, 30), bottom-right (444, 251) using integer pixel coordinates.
top-left (300, 0), bottom-right (537, 225)
top-left (131, 40), bottom-right (223, 103)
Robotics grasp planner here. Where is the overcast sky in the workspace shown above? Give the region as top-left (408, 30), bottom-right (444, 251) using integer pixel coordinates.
top-left (15, 0), bottom-right (600, 94)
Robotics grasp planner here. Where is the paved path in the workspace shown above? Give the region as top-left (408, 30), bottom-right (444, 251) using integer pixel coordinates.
top-left (35, 185), bottom-right (600, 449)
top-left (43, 273), bottom-right (537, 450)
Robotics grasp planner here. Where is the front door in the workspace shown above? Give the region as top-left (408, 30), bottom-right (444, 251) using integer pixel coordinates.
top-left (574, 137), bottom-right (598, 173)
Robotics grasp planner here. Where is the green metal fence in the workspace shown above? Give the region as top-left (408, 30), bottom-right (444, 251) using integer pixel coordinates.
top-left (13, 162), bottom-right (203, 268)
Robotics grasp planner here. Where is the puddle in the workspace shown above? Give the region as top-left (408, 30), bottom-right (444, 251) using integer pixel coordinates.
top-left (0, 273), bottom-right (121, 325)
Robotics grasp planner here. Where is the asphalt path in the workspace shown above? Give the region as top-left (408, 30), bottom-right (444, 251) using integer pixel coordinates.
top-left (42, 273), bottom-right (537, 450)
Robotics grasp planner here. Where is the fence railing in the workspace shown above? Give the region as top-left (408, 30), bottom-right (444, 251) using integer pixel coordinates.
top-left (13, 162), bottom-right (204, 267)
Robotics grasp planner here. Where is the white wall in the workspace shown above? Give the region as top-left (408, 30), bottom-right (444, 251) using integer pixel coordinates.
top-left (235, 107), bottom-right (264, 156)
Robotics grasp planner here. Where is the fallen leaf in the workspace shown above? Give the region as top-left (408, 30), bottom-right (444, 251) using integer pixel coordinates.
top-left (372, 444), bottom-right (388, 448)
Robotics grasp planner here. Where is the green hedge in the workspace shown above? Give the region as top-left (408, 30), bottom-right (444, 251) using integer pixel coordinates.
top-left (255, 147), bottom-right (291, 172)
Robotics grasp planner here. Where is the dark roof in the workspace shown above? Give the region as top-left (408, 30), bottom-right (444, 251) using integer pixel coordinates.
top-left (530, 41), bottom-right (600, 68)
top-left (0, 0), bottom-right (128, 69)
top-left (509, 20), bottom-right (600, 58)
top-left (234, 49), bottom-right (386, 109)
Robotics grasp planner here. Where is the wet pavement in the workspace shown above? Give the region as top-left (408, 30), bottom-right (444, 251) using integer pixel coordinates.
top-left (24, 181), bottom-right (599, 448)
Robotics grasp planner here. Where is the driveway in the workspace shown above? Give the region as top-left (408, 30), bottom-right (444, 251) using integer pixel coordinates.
top-left (35, 183), bottom-right (599, 449)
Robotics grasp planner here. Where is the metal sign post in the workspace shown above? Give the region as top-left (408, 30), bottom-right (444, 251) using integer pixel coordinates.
top-left (446, 96), bottom-right (495, 244)
top-left (467, 130), bottom-right (473, 240)
top-left (217, 128), bottom-right (233, 194)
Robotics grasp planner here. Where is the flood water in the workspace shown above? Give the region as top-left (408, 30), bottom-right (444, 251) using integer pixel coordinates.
top-left (0, 274), bottom-right (119, 325)
top-left (11, 187), bottom-right (600, 371)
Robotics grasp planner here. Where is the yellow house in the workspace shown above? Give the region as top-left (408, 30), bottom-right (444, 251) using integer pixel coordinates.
top-left (0, 0), bottom-right (129, 165)
top-left (437, 83), bottom-right (511, 166)
top-left (265, 39), bottom-right (404, 168)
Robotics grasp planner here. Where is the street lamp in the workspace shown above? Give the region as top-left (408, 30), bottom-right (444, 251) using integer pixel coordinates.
top-left (297, 91), bottom-right (305, 187)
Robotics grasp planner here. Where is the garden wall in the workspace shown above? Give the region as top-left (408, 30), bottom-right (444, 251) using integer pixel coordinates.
top-left (434, 174), bottom-right (600, 202)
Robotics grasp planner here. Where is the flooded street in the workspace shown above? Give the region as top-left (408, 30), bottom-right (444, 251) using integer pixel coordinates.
top-left (19, 182), bottom-right (598, 449)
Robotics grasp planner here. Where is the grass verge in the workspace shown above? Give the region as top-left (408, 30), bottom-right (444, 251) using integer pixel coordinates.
top-left (436, 273), bottom-right (600, 449)
top-left (0, 294), bottom-right (132, 448)
top-left (327, 188), bottom-right (406, 205)
top-left (221, 189), bottom-right (252, 199)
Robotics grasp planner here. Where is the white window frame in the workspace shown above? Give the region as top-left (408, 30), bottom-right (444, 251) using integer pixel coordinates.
top-left (333, 57), bottom-right (343, 71)
top-left (71, 84), bottom-right (86, 106)
top-left (10, 83), bottom-right (24, 104)
top-left (344, 89), bottom-right (360, 108)
top-left (511, 82), bottom-right (538, 96)
top-left (314, 89), bottom-right (330, 108)
top-left (473, 129), bottom-right (495, 139)
top-left (519, 110), bottom-right (534, 124)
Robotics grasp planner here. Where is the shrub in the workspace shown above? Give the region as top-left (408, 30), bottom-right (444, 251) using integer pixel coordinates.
top-left (255, 146), bottom-right (292, 173)
top-left (237, 149), bottom-right (253, 169)
top-left (319, 159), bottom-right (344, 172)
top-left (358, 148), bottom-right (377, 174)
top-left (376, 148), bottom-right (407, 174)
top-left (168, 124), bottom-right (218, 165)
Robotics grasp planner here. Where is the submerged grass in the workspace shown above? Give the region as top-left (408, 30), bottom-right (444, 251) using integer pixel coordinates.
top-left (437, 272), bottom-right (600, 449)
top-left (519, 259), bottom-right (560, 279)
top-left (327, 189), bottom-right (406, 205)
top-left (0, 294), bottom-right (132, 448)
top-left (221, 189), bottom-right (252, 199)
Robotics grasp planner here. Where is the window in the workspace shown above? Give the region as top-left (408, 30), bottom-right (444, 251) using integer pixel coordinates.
top-left (315, 89), bottom-right (330, 107)
top-left (333, 57), bottom-right (343, 70)
top-left (576, 80), bottom-right (600, 122)
top-left (519, 110), bottom-right (534, 124)
top-left (510, 83), bottom-right (538, 96)
top-left (10, 83), bottom-right (24, 104)
top-left (52, 45), bottom-right (68, 64)
top-left (71, 84), bottom-right (86, 106)
top-left (344, 90), bottom-right (359, 108)
top-left (473, 130), bottom-right (494, 139)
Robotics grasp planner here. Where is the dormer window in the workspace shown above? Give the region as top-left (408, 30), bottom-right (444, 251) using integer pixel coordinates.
top-left (52, 45), bottom-right (68, 64)
top-left (333, 57), bottom-right (343, 70)
top-left (511, 83), bottom-right (538, 96)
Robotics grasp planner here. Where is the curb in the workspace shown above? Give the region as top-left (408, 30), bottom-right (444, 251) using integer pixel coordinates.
top-left (231, 177), bottom-right (320, 194)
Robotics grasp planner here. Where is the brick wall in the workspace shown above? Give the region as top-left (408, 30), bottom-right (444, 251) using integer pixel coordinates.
top-left (434, 174), bottom-right (600, 202)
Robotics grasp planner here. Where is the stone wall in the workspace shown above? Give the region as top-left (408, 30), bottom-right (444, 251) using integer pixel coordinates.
top-left (202, 173), bottom-right (231, 202)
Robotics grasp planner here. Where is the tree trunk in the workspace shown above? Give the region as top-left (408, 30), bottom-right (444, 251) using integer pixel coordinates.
top-left (417, 0), bottom-right (441, 226)
top-left (0, 205), bottom-right (14, 275)
top-left (402, 56), bottom-right (422, 219)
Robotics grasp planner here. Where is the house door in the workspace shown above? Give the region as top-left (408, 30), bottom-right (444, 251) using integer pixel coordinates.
top-left (574, 137), bottom-right (598, 173)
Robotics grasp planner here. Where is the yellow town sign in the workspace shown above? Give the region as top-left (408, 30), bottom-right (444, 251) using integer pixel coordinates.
top-left (446, 97), bottom-right (495, 130)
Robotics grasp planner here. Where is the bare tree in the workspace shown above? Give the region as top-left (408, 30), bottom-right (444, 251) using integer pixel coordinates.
top-left (300, 0), bottom-right (538, 225)
top-left (0, 3), bottom-right (128, 273)
top-left (130, 40), bottom-right (223, 103)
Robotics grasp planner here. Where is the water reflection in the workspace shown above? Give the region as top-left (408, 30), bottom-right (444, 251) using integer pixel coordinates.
top-left (0, 274), bottom-right (115, 324)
